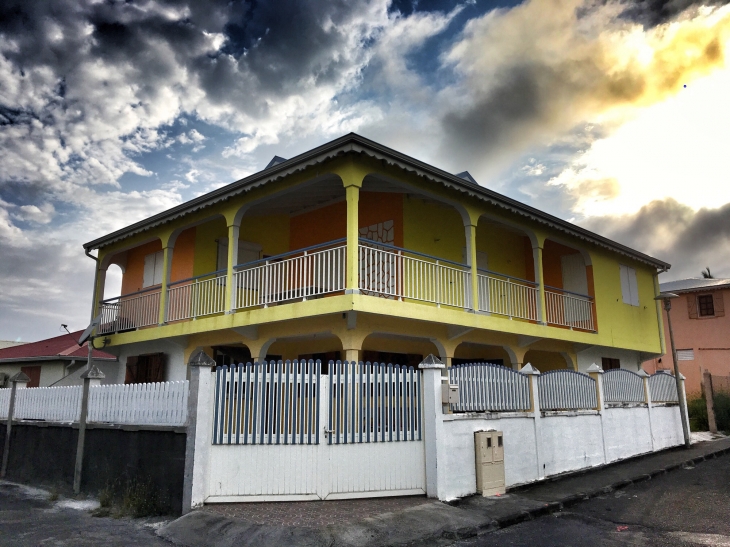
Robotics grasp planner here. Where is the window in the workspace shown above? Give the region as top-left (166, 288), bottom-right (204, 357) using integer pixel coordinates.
top-left (676, 349), bottom-right (695, 361)
top-left (698, 295), bottom-right (715, 317)
top-left (125, 353), bottom-right (166, 384)
top-left (601, 357), bottom-right (620, 370)
top-left (143, 251), bottom-right (164, 288)
top-left (619, 265), bottom-right (639, 306)
top-left (20, 366), bottom-right (41, 388)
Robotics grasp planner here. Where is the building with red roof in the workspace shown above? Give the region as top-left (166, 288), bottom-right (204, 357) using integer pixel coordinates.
top-left (0, 330), bottom-right (116, 388)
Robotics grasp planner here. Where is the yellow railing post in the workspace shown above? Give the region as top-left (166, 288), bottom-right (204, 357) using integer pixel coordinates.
top-left (533, 244), bottom-right (547, 325)
top-left (344, 183), bottom-right (361, 294)
top-left (465, 223), bottom-right (479, 311)
top-left (158, 245), bottom-right (173, 326)
top-left (226, 223), bottom-right (240, 313)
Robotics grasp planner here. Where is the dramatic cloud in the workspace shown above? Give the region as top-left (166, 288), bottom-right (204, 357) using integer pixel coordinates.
top-left (580, 199), bottom-right (730, 279)
top-left (436, 0), bottom-right (730, 177)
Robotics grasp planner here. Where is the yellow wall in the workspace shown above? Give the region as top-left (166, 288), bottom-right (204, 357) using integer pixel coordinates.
top-left (475, 221), bottom-right (530, 279)
top-left (243, 214), bottom-right (290, 257)
top-left (193, 218), bottom-right (226, 276)
top-left (525, 349), bottom-right (569, 371)
top-left (403, 196), bottom-right (465, 262)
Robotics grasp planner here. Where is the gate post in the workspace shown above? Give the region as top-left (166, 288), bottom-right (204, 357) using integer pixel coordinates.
top-left (520, 364), bottom-right (543, 480)
top-left (1, 372), bottom-right (30, 479)
top-left (183, 350), bottom-right (216, 514)
top-left (74, 365), bottom-right (105, 494)
top-left (703, 370), bottom-right (717, 434)
top-left (419, 354), bottom-right (445, 498)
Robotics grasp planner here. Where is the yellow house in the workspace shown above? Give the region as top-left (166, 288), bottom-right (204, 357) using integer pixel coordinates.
top-left (82, 134), bottom-right (670, 384)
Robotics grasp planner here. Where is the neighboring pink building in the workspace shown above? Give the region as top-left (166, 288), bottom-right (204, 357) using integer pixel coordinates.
top-left (645, 278), bottom-right (730, 396)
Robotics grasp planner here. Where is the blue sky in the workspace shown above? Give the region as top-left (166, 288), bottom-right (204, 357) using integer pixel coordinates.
top-left (1, 0), bottom-right (729, 341)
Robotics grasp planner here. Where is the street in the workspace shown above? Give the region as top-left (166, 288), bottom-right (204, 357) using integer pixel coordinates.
top-left (454, 452), bottom-right (730, 547)
top-left (0, 482), bottom-right (172, 547)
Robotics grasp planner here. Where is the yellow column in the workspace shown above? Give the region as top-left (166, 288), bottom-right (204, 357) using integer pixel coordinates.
top-left (345, 184), bottom-right (360, 293)
top-left (226, 224), bottom-right (240, 313)
top-left (90, 262), bottom-right (106, 320)
top-left (533, 245), bottom-right (547, 325)
top-left (158, 245), bottom-right (173, 325)
top-left (466, 223), bottom-right (479, 311)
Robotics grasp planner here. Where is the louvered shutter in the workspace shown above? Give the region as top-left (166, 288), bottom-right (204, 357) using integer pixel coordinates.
top-left (714, 291), bottom-right (725, 317)
top-left (687, 294), bottom-right (698, 319)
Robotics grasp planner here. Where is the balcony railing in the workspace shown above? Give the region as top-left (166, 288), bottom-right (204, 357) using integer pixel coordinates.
top-left (166, 270), bottom-right (228, 322)
top-left (234, 240), bottom-right (346, 310)
top-left (476, 271), bottom-right (539, 321)
top-left (358, 239), bottom-right (471, 309)
top-left (98, 286), bottom-right (161, 335)
top-left (96, 240), bottom-right (597, 335)
top-left (545, 286), bottom-right (595, 331)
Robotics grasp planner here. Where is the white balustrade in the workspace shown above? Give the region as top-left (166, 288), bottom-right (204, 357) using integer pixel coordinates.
top-left (167, 273), bottom-right (227, 322)
top-left (98, 289), bottom-right (161, 334)
top-left (358, 243), bottom-right (471, 309)
top-left (477, 273), bottom-right (539, 321)
top-left (234, 245), bottom-right (346, 310)
top-left (603, 369), bottom-right (645, 403)
top-left (545, 289), bottom-right (595, 331)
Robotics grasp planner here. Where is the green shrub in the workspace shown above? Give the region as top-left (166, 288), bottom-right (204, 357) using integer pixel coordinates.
top-left (121, 479), bottom-right (164, 518)
top-left (687, 393), bottom-right (730, 433)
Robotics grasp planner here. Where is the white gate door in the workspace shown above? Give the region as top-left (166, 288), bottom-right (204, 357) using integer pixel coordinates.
top-left (206, 360), bottom-right (426, 502)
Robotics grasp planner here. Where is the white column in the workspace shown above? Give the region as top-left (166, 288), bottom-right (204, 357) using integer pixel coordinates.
top-left (419, 355), bottom-right (445, 498)
top-left (638, 369), bottom-right (655, 451)
top-left (587, 363), bottom-right (608, 464)
top-left (520, 363), bottom-right (543, 480)
top-left (183, 351), bottom-right (216, 513)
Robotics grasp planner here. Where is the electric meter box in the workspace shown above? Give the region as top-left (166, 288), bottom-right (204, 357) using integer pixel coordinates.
top-left (474, 430), bottom-right (505, 496)
top-left (441, 382), bottom-right (459, 404)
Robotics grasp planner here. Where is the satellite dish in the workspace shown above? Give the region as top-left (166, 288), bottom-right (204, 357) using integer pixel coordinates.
top-left (78, 315), bottom-right (102, 346)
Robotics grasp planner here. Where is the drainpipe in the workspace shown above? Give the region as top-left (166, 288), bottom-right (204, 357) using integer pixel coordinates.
top-left (85, 247), bottom-right (100, 322)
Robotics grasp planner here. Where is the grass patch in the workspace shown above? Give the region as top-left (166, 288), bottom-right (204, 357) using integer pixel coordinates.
top-left (91, 478), bottom-right (166, 518)
top-left (688, 392), bottom-right (730, 432)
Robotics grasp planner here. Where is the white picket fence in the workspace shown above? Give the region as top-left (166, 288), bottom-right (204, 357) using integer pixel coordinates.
top-left (448, 362), bottom-right (531, 412)
top-left (0, 381), bottom-right (188, 426)
top-left (649, 372), bottom-right (679, 403)
top-left (538, 370), bottom-right (597, 410)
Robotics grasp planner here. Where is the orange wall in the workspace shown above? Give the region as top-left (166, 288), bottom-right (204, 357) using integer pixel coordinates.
top-left (289, 192), bottom-right (403, 250)
top-left (171, 228), bottom-right (196, 282)
top-left (121, 240), bottom-right (162, 294)
top-left (542, 240), bottom-right (579, 289)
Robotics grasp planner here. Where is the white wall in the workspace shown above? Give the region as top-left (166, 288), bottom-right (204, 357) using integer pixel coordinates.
top-left (602, 406), bottom-right (654, 462)
top-left (576, 347), bottom-right (643, 372)
top-left (107, 340), bottom-right (186, 384)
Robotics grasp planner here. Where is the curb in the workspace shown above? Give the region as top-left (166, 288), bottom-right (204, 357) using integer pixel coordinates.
top-left (485, 445), bottom-right (730, 533)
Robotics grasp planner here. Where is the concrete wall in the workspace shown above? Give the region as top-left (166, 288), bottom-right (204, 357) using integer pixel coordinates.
top-left (0, 422), bottom-right (186, 514)
top-left (433, 403), bottom-right (684, 501)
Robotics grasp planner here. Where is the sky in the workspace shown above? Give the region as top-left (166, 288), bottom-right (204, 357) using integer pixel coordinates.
top-left (1, 0), bottom-right (729, 342)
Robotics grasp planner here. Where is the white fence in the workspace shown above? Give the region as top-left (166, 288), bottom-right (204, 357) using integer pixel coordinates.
top-left (545, 288), bottom-right (595, 331)
top-left (328, 361), bottom-right (421, 444)
top-left (537, 370), bottom-right (597, 410)
top-left (448, 362), bottom-right (531, 412)
top-left (167, 273), bottom-right (227, 322)
top-left (213, 361), bottom-right (321, 445)
top-left (234, 244), bottom-right (346, 310)
top-left (603, 369), bottom-right (645, 403)
top-left (98, 288), bottom-right (161, 334)
top-left (649, 372), bottom-right (679, 402)
top-left (476, 273), bottom-right (539, 321)
top-left (359, 241), bottom-right (471, 309)
top-left (0, 381), bottom-right (188, 426)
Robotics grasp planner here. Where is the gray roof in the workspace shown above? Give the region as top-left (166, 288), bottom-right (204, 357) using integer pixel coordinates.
top-left (660, 278), bottom-right (730, 293)
top-left (83, 133), bottom-right (670, 270)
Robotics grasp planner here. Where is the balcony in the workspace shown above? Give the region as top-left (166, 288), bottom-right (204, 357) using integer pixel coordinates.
top-left (98, 239), bottom-right (595, 335)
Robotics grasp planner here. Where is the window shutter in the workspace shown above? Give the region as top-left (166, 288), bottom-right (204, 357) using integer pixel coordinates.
top-left (153, 251), bottom-right (164, 285)
top-left (143, 253), bottom-right (155, 288)
top-left (628, 267), bottom-right (639, 306)
top-left (619, 266), bottom-right (631, 304)
top-left (125, 356), bottom-right (139, 384)
top-left (687, 294), bottom-right (698, 319)
top-left (714, 291), bottom-right (725, 317)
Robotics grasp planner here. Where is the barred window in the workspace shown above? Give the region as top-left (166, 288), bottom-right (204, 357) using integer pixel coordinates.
top-left (698, 294), bottom-right (715, 317)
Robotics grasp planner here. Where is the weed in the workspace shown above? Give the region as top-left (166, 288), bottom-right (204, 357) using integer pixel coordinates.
top-left (48, 488), bottom-right (59, 502)
top-left (687, 392), bottom-right (730, 432)
top-left (121, 479), bottom-right (164, 518)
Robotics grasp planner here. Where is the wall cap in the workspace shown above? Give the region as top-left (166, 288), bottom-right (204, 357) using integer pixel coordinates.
top-left (636, 369), bottom-right (650, 378)
top-left (80, 364), bottom-right (106, 380)
top-left (586, 363), bottom-right (604, 374)
top-left (8, 371), bottom-right (30, 384)
top-left (189, 350), bottom-right (215, 368)
top-left (419, 354), bottom-right (445, 369)
top-left (519, 363), bottom-right (540, 375)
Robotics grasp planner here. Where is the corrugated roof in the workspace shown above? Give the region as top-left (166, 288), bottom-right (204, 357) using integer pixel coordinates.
top-left (82, 133), bottom-right (671, 270)
top-left (660, 278), bottom-right (730, 293)
top-left (0, 330), bottom-right (116, 361)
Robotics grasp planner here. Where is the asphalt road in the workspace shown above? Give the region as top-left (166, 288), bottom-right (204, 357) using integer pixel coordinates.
top-left (0, 481), bottom-right (172, 547)
top-left (453, 452), bottom-right (730, 547)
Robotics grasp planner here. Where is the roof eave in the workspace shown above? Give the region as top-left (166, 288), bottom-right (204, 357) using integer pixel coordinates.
top-left (83, 133), bottom-right (671, 270)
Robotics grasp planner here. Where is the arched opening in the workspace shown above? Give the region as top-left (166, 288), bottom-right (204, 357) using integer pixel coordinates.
top-left (361, 333), bottom-right (440, 368)
top-left (103, 263), bottom-right (124, 300)
top-left (453, 342), bottom-right (513, 367)
top-left (524, 349), bottom-right (573, 372)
